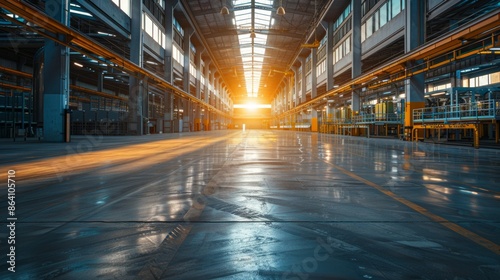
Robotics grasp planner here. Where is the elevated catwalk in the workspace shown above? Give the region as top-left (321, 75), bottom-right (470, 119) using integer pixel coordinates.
top-left (1, 130), bottom-right (499, 279)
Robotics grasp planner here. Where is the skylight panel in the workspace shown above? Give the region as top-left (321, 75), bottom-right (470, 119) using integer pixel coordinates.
top-left (232, 0), bottom-right (271, 98)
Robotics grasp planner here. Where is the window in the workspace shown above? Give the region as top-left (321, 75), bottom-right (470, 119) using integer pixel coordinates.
top-left (143, 12), bottom-right (166, 48)
top-left (362, 0), bottom-right (404, 41)
top-left (173, 17), bottom-right (184, 36)
top-left (173, 44), bottom-right (184, 67)
top-left (391, 0), bottom-right (401, 18)
top-left (316, 59), bottom-right (326, 76)
top-left (333, 36), bottom-right (351, 63)
top-left (112, 0), bottom-right (131, 17)
top-left (366, 15), bottom-right (373, 38)
top-left (379, 3), bottom-right (388, 26)
top-left (190, 62), bottom-right (197, 78)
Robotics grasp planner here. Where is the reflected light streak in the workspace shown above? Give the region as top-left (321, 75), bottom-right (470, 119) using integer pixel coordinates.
top-left (0, 133), bottom-right (239, 182)
top-left (424, 184), bottom-right (452, 196)
top-left (422, 175), bottom-right (446, 182)
top-left (459, 189), bottom-right (479, 195)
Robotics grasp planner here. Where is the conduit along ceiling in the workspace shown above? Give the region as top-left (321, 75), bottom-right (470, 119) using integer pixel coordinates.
top-left (182, 0), bottom-right (331, 104)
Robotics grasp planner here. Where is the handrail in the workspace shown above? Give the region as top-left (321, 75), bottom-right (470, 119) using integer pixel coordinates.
top-left (413, 99), bottom-right (499, 123)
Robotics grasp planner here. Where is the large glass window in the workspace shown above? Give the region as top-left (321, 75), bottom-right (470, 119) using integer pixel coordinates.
top-left (379, 3), bottom-right (388, 26)
top-left (173, 44), bottom-right (184, 67)
top-left (362, 0), bottom-right (404, 42)
top-left (233, 0), bottom-right (273, 98)
top-left (112, 0), bottom-right (131, 17)
top-left (143, 13), bottom-right (166, 48)
top-left (333, 36), bottom-right (351, 63)
top-left (391, 0), bottom-right (401, 18)
top-left (366, 15), bottom-right (373, 38)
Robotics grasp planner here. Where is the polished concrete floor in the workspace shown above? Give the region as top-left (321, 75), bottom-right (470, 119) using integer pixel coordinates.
top-left (1, 130), bottom-right (499, 279)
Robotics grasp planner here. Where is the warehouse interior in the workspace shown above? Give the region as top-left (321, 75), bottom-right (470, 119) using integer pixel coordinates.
top-left (1, 0), bottom-right (500, 279)
top-left (0, 0), bottom-right (499, 146)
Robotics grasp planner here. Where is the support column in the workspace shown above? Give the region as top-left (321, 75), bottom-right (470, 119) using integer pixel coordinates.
top-left (288, 77), bottom-right (293, 110)
top-left (164, 1), bottom-right (175, 84)
top-left (300, 58), bottom-right (306, 103)
top-left (183, 28), bottom-right (193, 94)
top-left (292, 66), bottom-right (299, 106)
top-left (204, 60), bottom-right (211, 103)
top-left (404, 0), bottom-right (426, 140)
top-left (311, 109), bottom-right (318, 132)
top-left (325, 20), bottom-right (335, 91)
top-left (352, 89), bottom-right (360, 116)
top-left (43, 0), bottom-right (70, 142)
top-left (351, 0), bottom-right (362, 119)
top-left (311, 48), bottom-right (318, 99)
top-left (128, 0), bottom-right (144, 135)
top-left (195, 49), bottom-right (203, 99)
top-left (351, 0), bottom-right (362, 79)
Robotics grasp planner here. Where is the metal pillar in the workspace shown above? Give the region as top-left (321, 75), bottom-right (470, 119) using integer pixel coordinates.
top-left (311, 48), bottom-right (317, 99)
top-left (324, 20), bottom-right (335, 91)
top-left (128, 0), bottom-right (144, 135)
top-left (404, 0), bottom-right (426, 140)
top-left (43, 0), bottom-right (70, 142)
top-left (300, 57), bottom-right (306, 102)
top-left (195, 49), bottom-right (203, 99)
top-left (311, 109), bottom-right (318, 132)
top-left (351, 0), bottom-right (361, 79)
top-left (183, 28), bottom-right (193, 94)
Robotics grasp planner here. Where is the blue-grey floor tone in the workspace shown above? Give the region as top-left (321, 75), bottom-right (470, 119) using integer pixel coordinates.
top-left (1, 130), bottom-right (499, 279)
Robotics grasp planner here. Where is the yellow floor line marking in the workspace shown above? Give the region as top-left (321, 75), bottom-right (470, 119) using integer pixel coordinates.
top-left (324, 160), bottom-right (500, 255)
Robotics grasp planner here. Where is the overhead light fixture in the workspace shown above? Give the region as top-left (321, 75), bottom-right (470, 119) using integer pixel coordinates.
top-left (73, 62), bottom-right (83, 67)
top-left (220, 6), bottom-right (229, 15)
top-left (220, 0), bottom-right (229, 15)
top-left (250, 30), bottom-right (256, 38)
top-left (277, 0), bottom-right (285, 15)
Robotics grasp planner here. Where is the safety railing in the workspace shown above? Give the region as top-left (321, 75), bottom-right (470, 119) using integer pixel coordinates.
top-left (352, 113), bottom-right (402, 124)
top-left (413, 99), bottom-right (499, 123)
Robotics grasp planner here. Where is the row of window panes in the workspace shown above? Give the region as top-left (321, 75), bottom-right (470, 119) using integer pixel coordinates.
top-left (143, 12), bottom-right (166, 48)
top-left (173, 44), bottom-right (184, 67)
top-left (316, 59), bottom-right (326, 77)
top-left (334, 35), bottom-right (351, 63)
top-left (189, 62), bottom-right (197, 78)
top-left (333, 3), bottom-right (352, 30)
top-left (361, 0), bottom-right (405, 42)
top-left (463, 72), bottom-right (500, 87)
top-left (173, 17), bottom-right (184, 37)
top-left (317, 45), bottom-right (327, 60)
top-left (427, 83), bottom-right (451, 92)
top-left (306, 73), bottom-right (312, 86)
top-left (112, 0), bottom-right (131, 17)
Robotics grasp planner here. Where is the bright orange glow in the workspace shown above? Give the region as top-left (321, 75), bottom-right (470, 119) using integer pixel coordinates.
top-left (233, 103), bottom-right (271, 109)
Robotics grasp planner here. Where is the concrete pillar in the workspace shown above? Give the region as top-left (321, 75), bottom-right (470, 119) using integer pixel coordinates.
top-left (351, 0), bottom-right (362, 117)
top-left (311, 48), bottom-right (318, 99)
top-left (404, 0), bottom-right (426, 134)
top-left (452, 69), bottom-right (462, 87)
top-left (351, 0), bottom-right (362, 79)
top-left (43, 0), bottom-right (70, 142)
top-left (311, 109), bottom-right (318, 132)
top-left (352, 90), bottom-right (360, 115)
top-left (128, 0), bottom-right (144, 135)
top-left (204, 60), bottom-right (211, 102)
top-left (324, 20), bottom-right (335, 91)
top-left (300, 58), bottom-right (306, 103)
top-left (183, 28), bottom-right (193, 94)
top-left (195, 49), bottom-right (203, 99)
top-left (292, 65), bottom-right (299, 106)
top-left (163, 0), bottom-right (175, 84)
